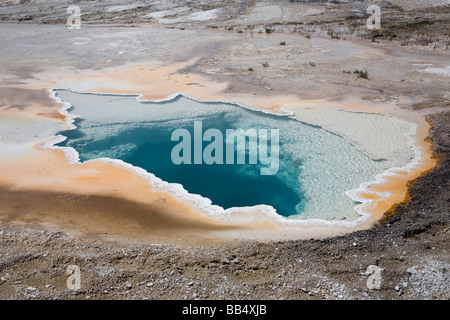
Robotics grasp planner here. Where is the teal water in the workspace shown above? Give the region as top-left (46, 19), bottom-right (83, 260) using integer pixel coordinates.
top-left (57, 94), bottom-right (305, 217)
top-left (53, 90), bottom-right (389, 221)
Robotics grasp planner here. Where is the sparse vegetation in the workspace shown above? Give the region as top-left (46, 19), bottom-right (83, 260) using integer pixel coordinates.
top-left (279, 41), bottom-right (286, 46)
top-left (404, 20), bottom-right (434, 29)
top-left (362, 15), bottom-right (448, 49)
top-left (309, 61), bottom-right (316, 67)
top-left (262, 62), bottom-right (269, 68)
top-left (248, 67), bottom-right (254, 72)
top-left (354, 69), bottom-right (369, 79)
top-left (327, 30), bottom-right (340, 40)
top-left (265, 28), bottom-right (272, 34)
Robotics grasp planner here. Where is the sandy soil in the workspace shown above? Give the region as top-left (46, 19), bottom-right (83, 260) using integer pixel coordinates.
top-left (0, 0), bottom-right (448, 300)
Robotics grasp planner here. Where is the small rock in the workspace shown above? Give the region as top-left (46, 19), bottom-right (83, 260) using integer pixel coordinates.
top-left (157, 197), bottom-right (166, 203)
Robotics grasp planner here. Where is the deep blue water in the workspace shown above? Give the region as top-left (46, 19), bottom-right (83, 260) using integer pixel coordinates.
top-left (53, 90), bottom-right (403, 221)
top-left (57, 105), bottom-right (305, 217)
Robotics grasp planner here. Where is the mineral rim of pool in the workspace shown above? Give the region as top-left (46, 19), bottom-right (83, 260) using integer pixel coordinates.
top-left (49, 89), bottom-right (418, 223)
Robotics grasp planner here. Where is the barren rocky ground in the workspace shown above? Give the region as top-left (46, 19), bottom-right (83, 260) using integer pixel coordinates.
top-left (0, 0), bottom-right (448, 300)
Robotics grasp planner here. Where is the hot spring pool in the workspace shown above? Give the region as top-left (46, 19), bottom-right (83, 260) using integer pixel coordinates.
top-left (51, 89), bottom-right (417, 222)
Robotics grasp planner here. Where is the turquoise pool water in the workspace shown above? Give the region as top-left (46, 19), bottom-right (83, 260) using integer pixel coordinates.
top-left (53, 90), bottom-right (398, 221)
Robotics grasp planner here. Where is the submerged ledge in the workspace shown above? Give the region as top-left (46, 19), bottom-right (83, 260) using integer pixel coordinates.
top-left (41, 87), bottom-right (431, 232)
